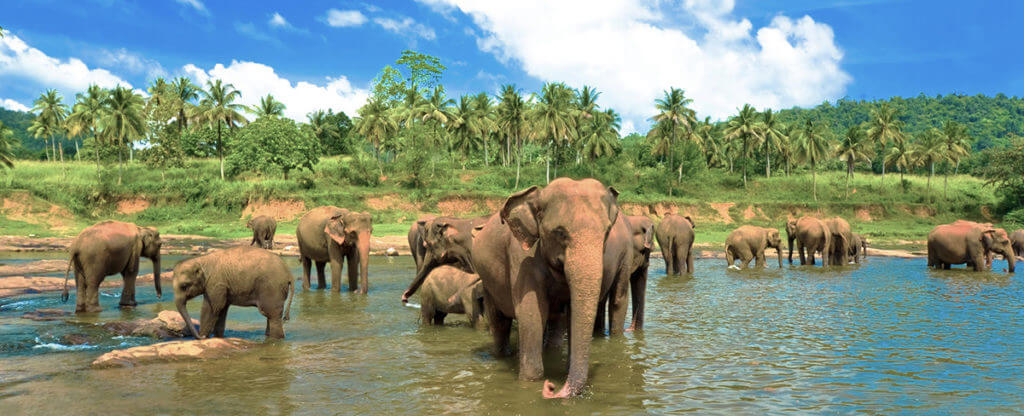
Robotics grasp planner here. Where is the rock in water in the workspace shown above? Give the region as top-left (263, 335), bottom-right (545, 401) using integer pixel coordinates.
top-left (386, 247), bottom-right (399, 256)
top-left (91, 338), bottom-right (255, 369)
top-left (102, 310), bottom-right (200, 338)
top-left (21, 308), bottom-right (71, 321)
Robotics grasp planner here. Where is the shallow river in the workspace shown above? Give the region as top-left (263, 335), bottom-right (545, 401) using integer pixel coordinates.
top-left (1, 255), bottom-right (1022, 414)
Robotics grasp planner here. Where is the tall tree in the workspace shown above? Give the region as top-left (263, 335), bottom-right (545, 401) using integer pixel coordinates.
top-left (66, 85), bottom-right (109, 176)
top-left (30, 89), bottom-right (69, 162)
top-left (98, 86), bottom-right (145, 184)
top-left (723, 104), bottom-right (760, 187)
top-left (353, 97), bottom-right (397, 176)
top-left (884, 136), bottom-right (913, 184)
top-left (249, 94), bottom-right (286, 118)
top-left (195, 79), bottom-right (247, 180)
top-left (528, 82), bottom-right (577, 183)
top-left (421, 85), bottom-right (456, 162)
top-left (581, 108), bottom-right (620, 163)
top-left (794, 120), bottom-right (833, 201)
top-left (307, 110), bottom-right (341, 153)
top-left (649, 88), bottom-right (695, 184)
top-left (170, 76), bottom-right (199, 134)
top-left (0, 121), bottom-right (15, 169)
top-left (835, 124), bottom-right (874, 195)
top-left (449, 95), bottom-right (477, 167)
top-left (759, 109), bottom-right (785, 178)
top-left (470, 92), bottom-right (497, 166)
top-left (866, 102), bottom-right (904, 178)
top-left (497, 84), bottom-right (527, 187)
top-left (939, 120), bottom-right (971, 196)
top-left (911, 128), bottom-right (948, 197)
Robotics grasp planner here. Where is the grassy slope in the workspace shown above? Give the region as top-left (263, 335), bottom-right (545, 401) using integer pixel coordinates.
top-left (0, 158), bottom-right (1002, 248)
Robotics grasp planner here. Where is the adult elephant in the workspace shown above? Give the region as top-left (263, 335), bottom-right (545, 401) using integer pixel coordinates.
top-left (174, 246), bottom-right (294, 339)
top-left (407, 214), bottom-right (436, 271)
top-left (61, 221), bottom-right (162, 313)
top-left (725, 225), bottom-right (783, 269)
top-left (655, 213), bottom-right (695, 275)
top-left (472, 178), bottom-right (630, 399)
top-left (1011, 230), bottom-right (1024, 259)
top-left (928, 221), bottom-right (1015, 273)
top-left (247, 215), bottom-right (277, 250)
top-left (595, 215), bottom-right (649, 335)
top-left (296, 206), bottom-right (373, 293)
top-left (824, 217), bottom-right (853, 265)
top-left (789, 216), bottom-right (832, 266)
top-left (624, 215), bottom-right (653, 331)
top-left (402, 215), bottom-right (488, 303)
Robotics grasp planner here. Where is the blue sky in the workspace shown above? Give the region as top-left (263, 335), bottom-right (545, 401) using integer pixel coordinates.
top-left (1, 0), bottom-right (1020, 132)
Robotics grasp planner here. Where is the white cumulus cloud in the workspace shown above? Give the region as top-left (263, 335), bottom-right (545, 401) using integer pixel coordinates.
top-left (269, 12), bottom-right (289, 28)
top-left (175, 0), bottom-right (207, 14)
top-left (373, 16), bottom-right (437, 41)
top-left (325, 9), bottom-right (368, 27)
top-left (1, 98), bottom-right (30, 112)
top-left (421, 0), bottom-right (851, 127)
top-left (0, 34), bottom-right (133, 93)
top-left (182, 61), bottom-right (369, 121)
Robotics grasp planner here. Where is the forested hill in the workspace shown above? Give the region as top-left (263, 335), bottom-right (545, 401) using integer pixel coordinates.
top-left (0, 107), bottom-right (75, 159)
top-left (775, 93), bottom-right (1024, 150)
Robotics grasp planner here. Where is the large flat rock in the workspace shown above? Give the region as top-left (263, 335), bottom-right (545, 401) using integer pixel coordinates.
top-left (91, 337), bottom-right (255, 368)
top-left (102, 310), bottom-right (199, 338)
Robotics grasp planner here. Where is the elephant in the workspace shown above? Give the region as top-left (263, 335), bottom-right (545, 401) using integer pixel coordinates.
top-left (1011, 230), bottom-right (1024, 259)
top-left (823, 217), bottom-right (853, 265)
top-left (418, 265), bottom-right (485, 328)
top-left (725, 225), bottom-right (783, 269)
top-left (928, 220), bottom-right (1016, 273)
top-left (402, 215), bottom-right (488, 303)
top-left (655, 213), bottom-right (695, 275)
top-left (849, 233), bottom-right (868, 263)
top-left (471, 178), bottom-right (632, 399)
top-left (61, 221), bottom-right (162, 313)
top-left (624, 215), bottom-right (653, 331)
top-left (296, 206), bottom-right (373, 294)
top-left (247, 215), bottom-right (277, 250)
top-left (407, 214), bottom-right (436, 271)
top-left (788, 216), bottom-right (832, 266)
top-left (173, 246), bottom-right (294, 339)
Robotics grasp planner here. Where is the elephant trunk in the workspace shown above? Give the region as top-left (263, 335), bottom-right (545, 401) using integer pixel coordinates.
top-left (403, 251), bottom-right (437, 302)
top-left (787, 236), bottom-right (795, 264)
top-left (176, 297), bottom-right (201, 339)
top-left (1007, 251), bottom-right (1016, 273)
top-left (358, 231), bottom-right (371, 294)
top-left (152, 255), bottom-right (162, 299)
top-left (543, 242), bottom-right (602, 399)
top-left (777, 246), bottom-right (783, 268)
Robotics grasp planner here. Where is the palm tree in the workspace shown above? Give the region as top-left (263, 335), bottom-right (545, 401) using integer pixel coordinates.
top-left (30, 89), bottom-right (69, 162)
top-left (581, 109), bottom-right (620, 163)
top-left (866, 102), bottom-right (904, 178)
top-left (470, 92), bottom-right (497, 166)
top-left (649, 88), bottom-right (695, 182)
top-left (835, 124), bottom-right (874, 196)
top-left (884, 136), bottom-right (913, 184)
top-left (171, 76), bottom-right (199, 134)
top-left (421, 86), bottom-right (456, 161)
top-left (307, 110), bottom-right (341, 150)
top-left (794, 120), bottom-right (833, 201)
top-left (249, 94), bottom-right (286, 118)
top-left (353, 97), bottom-right (397, 177)
top-left (497, 85), bottom-right (527, 186)
top-left (779, 124), bottom-right (798, 176)
top-left (759, 109), bottom-right (785, 178)
top-left (939, 120), bottom-right (971, 197)
top-left (528, 82), bottom-right (577, 183)
top-left (449, 95), bottom-right (477, 167)
top-left (0, 121), bottom-right (16, 169)
top-left (574, 86), bottom-right (601, 163)
top-left (0, 25), bottom-right (5, 38)
top-left (195, 79), bottom-right (246, 180)
top-left (723, 104), bottom-right (760, 187)
top-left (98, 86), bottom-right (145, 184)
top-left (911, 128), bottom-right (947, 198)
top-left (66, 85), bottom-right (109, 176)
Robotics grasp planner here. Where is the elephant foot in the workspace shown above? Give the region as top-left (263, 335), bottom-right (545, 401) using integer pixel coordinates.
top-left (76, 304), bottom-right (103, 314)
top-left (119, 301), bottom-right (138, 308)
top-left (542, 381), bottom-right (572, 399)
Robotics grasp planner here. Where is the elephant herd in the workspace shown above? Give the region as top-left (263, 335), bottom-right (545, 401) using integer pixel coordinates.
top-left (53, 177), bottom-right (1021, 399)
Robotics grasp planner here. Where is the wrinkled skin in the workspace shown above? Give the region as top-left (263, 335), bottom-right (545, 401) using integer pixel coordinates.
top-left (418, 265), bottom-right (485, 329)
top-left (247, 215), bottom-right (277, 250)
top-left (472, 178), bottom-right (626, 399)
top-left (823, 217), bottom-right (853, 265)
top-left (848, 233), bottom-right (868, 263)
top-left (173, 246), bottom-right (294, 339)
top-left (1011, 230), bottom-right (1024, 259)
top-left (408, 214), bottom-right (436, 271)
top-left (62, 221), bottom-right (162, 313)
top-left (927, 220), bottom-right (1016, 273)
top-left (790, 216), bottom-right (832, 266)
top-left (725, 225), bottom-right (783, 269)
top-left (296, 206), bottom-right (373, 294)
top-left (402, 215), bottom-right (489, 303)
top-left (655, 214), bottom-right (695, 275)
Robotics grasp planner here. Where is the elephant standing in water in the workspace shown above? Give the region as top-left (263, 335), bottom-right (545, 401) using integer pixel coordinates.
top-left (624, 215), bottom-right (653, 331)
top-left (788, 216), bottom-right (832, 266)
top-left (824, 217), bottom-right (853, 265)
top-left (296, 207), bottom-right (373, 293)
top-left (418, 265), bottom-right (485, 328)
top-left (655, 214), bottom-right (695, 275)
top-left (173, 246), bottom-right (294, 339)
top-left (402, 215), bottom-right (488, 303)
top-left (928, 220), bottom-right (1016, 273)
top-left (849, 233), bottom-right (868, 263)
top-left (407, 214), bottom-right (436, 271)
top-left (725, 226), bottom-right (783, 269)
top-left (62, 221), bottom-right (162, 313)
top-left (1011, 230), bottom-right (1024, 259)
top-left (247, 215), bottom-right (277, 250)
top-left (472, 178), bottom-right (632, 399)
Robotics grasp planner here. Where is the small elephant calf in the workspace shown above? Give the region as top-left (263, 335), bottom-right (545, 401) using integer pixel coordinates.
top-left (725, 225), bottom-right (783, 269)
top-left (247, 215), bottom-right (277, 250)
top-left (418, 265), bottom-right (484, 328)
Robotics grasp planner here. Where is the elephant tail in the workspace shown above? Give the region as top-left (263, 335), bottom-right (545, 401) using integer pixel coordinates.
top-left (61, 253), bottom-right (75, 303)
top-left (283, 277), bottom-right (295, 321)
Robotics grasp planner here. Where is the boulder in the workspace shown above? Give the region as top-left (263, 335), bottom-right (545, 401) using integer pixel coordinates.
top-left (91, 338), bottom-right (255, 368)
top-left (102, 310), bottom-right (200, 338)
top-left (21, 308), bottom-right (71, 321)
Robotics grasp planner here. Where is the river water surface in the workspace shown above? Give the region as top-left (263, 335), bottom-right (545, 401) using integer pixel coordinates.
top-left (1, 255), bottom-right (1022, 414)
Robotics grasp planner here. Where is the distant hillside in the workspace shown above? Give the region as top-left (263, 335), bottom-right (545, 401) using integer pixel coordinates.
top-left (775, 93), bottom-right (1024, 150)
top-left (0, 107), bottom-right (76, 160)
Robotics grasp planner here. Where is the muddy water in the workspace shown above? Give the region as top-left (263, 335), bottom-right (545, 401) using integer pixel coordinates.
top-left (1, 255), bottom-right (1023, 414)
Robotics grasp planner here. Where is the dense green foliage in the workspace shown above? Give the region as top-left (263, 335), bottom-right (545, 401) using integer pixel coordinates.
top-left (227, 117), bottom-right (319, 179)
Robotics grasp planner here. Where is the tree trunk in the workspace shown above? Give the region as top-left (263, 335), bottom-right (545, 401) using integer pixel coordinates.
top-left (484, 135), bottom-right (489, 167)
top-left (58, 142), bottom-right (64, 163)
top-left (128, 143), bottom-right (133, 162)
top-left (846, 159), bottom-right (852, 198)
top-left (217, 122), bottom-right (224, 180)
top-left (75, 141), bottom-right (80, 161)
top-left (94, 134), bottom-right (101, 180)
top-left (117, 143), bottom-right (124, 185)
top-left (928, 162), bottom-right (934, 197)
top-left (514, 135), bottom-right (521, 189)
top-left (812, 165), bottom-right (817, 202)
top-left (51, 137), bottom-right (57, 163)
top-left (44, 138), bottom-right (50, 161)
top-left (765, 141), bottom-right (771, 178)
top-left (944, 168), bottom-right (949, 199)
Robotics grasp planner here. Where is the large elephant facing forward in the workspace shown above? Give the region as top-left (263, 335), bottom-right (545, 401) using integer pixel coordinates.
top-left (725, 225), bottom-right (783, 269)
top-left (928, 221), bottom-right (1015, 273)
top-left (296, 206), bottom-right (373, 293)
top-left (62, 221), bottom-right (162, 313)
top-left (472, 178), bottom-right (630, 399)
top-left (655, 214), bottom-right (695, 275)
top-left (789, 216), bottom-right (832, 266)
top-left (247, 215), bottom-right (277, 250)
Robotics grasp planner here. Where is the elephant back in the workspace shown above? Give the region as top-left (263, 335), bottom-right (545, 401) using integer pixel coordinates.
top-left (296, 206), bottom-right (347, 260)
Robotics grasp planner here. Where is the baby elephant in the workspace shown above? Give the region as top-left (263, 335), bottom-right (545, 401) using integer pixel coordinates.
top-left (725, 225), bottom-right (783, 269)
top-left (419, 265), bottom-right (484, 328)
top-left (174, 246), bottom-right (294, 339)
top-left (247, 215), bottom-right (277, 250)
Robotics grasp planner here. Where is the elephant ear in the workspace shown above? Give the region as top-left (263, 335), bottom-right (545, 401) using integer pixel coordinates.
top-left (684, 215), bottom-right (695, 229)
top-left (980, 228), bottom-right (996, 249)
top-left (605, 186), bottom-right (620, 224)
top-left (325, 215), bottom-right (347, 246)
top-left (501, 186), bottom-right (540, 251)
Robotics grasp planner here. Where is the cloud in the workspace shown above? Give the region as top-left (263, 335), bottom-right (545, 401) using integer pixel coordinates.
top-left (325, 9), bottom-right (368, 27)
top-left (182, 60), bottom-right (369, 121)
top-left (174, 0), bottom-right (207, 14)
top-left (373, 17), bottom-right (437, 41)
top-left (1, 98), bottom-right (30, 112)
top-left (422, 0), bottom-right (851, 127)
top-left (235, 22), bottom-right (282, 46)
top-left (94, 48), bottom-right (167, 80)
top-left (269, 12), bottom-right (289, 28)
top-left (0, 34), bottom-right (133, 94)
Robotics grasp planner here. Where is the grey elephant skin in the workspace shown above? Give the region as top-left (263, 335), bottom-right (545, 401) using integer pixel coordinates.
top-left (928, 220), bottom-right (1016, 273)
top-left (247, 215), bottom-right (277, 250)
top-left (1011, 229), bottom-right (1024, 259)
top-left (62, 221), bottom-right (162, 313)
top-left (624, 215), bottom-right (654, 331)
top-left (823, 217), bottom-right (853, 265)
top-left (849, 233), bottom-right (868, 263)
top-left (418, 265), bottom-right (485, 328)
top-left (472, 178), bottom-right (631, 399)
top-left (726, 225), bottom-right (783, 269)
top-left (407, 214), bottom-right (436, 270)
top-left (787, 216), bottom-right (832, 266)
top-left (402, 215), bottom-right (488, 303)
top-left (173, 246), bottom-right (295, 339)
top-left (655, 214), bottom-right (695, 275)
top-left (296, 206), bottom-right (373, 293)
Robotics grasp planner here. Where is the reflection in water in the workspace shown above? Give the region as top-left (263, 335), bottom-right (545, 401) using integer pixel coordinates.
top-left (1, 256), bottom-right (1024, 414)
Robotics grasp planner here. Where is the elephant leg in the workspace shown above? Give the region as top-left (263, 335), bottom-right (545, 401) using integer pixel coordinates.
top-left (545, 310), bottom-right (567, 350)
top-left (328, 245), bottom-right (344, 292)
top-left (798, 242), bottom-right (807, 265)
top-left (420, 297), bottom-right (435, 325)
top-left (755, 248), bottom-right (766, 268)
top-left (433, 311), bottom-right (447, 325)
top-left (300, 256), bottom-right (312, 290)
top-left (346, 253), bottom-right (359, 292)
top-left (74, 267), bottom-right (89, 312)
top-left (214, 305), bottom-right (229, 338)
top-left (80, 271), bottom-right (104, 314)
top-left (686, 244), bottom-right (695, 274)
top-left (627, 268), bottom-right (647, 331)
top-left (199, 298), bottom-right (216, 338)
top-left (725, 248), bottom-right (735, 267)
top-left (593, 296), bottom-right (607, 336)
top-left (673, 246), bottom-right (687, 277)
top-left (608, 271), bottom-right (630, 336)
top-left (119, 271), bottom-right (138, 308)
top-left (266, 314), bottom-right (285, 339)
top-left (315, 261), bottom-right (328, 290)
top-left (663, 238), bottom-right (675, 275)
top-left (972, 254), bottom-right (987, 272)
top-left (513, 263), bottom-right (548, 381)
top-left (485, 294), bottom-right (512, 356)
top-left (943, 263), bottom-right (951, 270)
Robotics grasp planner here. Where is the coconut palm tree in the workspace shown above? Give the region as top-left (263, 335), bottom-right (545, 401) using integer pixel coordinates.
top-left (581, 108), bottom-right (620, 163)
top-left (170, 76), bottom-right (199, 134)
top-left (723, 104), bottom-right (760, 187)
top-left (759, 109), bottom-right (785, 178)
top-left (307, 110), bottom-right (341, 151)
top-left (249, 94), bottom-right (286, 118)
top-left (98, 86), bottom-right (145, 184)
top-left (0, 121), bottom-right (15, 169)
top-left (66, 85), bottom-right (109, 176)
top-left (497, 84), bottom-right (527, 186)
top-left (528, 82), bottom-right (577, 183)
top-left (649, 88), bottom-right (695, 181)
top-left (866, 102), bottom-right (904, 178)
top-left (195, 79), bottom-right (247, 180)
top-left (794, 120), bottom-right (833, 201)
top-left (911, 128), bottom-right (948, 197)
top-left (884, 136), bottom-right (912, 184)
top-left (30, 89), bottom-right (69, 162)
top-left (449, 95), bottom-right (478, 167)
top-left (939, 120), bottom-right (971, 196)
top-left (353, 97), bottom-right (397, 176)
top-left (470, 92), bottom-right (497, 166)
top-left (835, 124), bottom-right (874, 196)
top-left (779, 123), bottom-right (797, 176)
